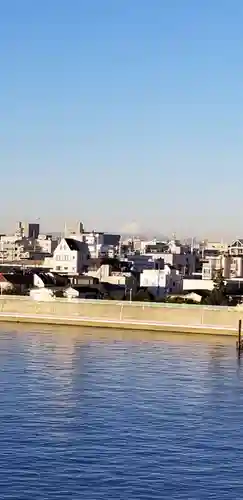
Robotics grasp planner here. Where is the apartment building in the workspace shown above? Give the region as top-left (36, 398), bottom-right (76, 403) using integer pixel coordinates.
top-left (202, 254), bottom-right (243, 279)
top-left (67, 227), bottom-right (120, 259)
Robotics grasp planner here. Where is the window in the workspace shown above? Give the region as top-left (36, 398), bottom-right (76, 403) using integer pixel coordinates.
top-left (56, 266), bottom-right (61, 270)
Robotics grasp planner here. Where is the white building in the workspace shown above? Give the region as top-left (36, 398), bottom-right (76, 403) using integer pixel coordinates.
top-left (143, 251), bottom-right (195, 276)
top-left (183, 278), bottom-right (214, 292)
top-left (68, 231), bottom-right (120, 258)
top-left (140, 239), bottom-right (159, 254)
top-left (0, 233), bottom-right (58, 262)
top-left (64, 221), bottom-right (120, 258)
top-left (140, 239), bottom-right (196, 276)
top-left (37, 234), bottom-right (57, 254)
top-left (202, 254), bottom-right (243, 279)
top-left (141, 238), bottom-right (189, 255)
top-left (228, 239), bottom-right (243, 256)
top-left (201, 240), bottom-right (228, 253)
top-left (85, 263), bottom-right (137, 292)
top-left (140, 265), bottom-right (183, 298)
top-left (0, 236), bottom-right (28, 261)
top-left (52, 238), bottom-right (90, 275)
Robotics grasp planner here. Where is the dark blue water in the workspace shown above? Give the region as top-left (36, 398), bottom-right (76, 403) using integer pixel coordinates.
top-left (0, 326), bottom-right (242, 499)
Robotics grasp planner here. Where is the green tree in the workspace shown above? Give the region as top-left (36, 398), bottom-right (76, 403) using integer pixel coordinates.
top-left (203, 269), bottom-right (228, 306)
top-left (213, 269), bottom-right (226, 293)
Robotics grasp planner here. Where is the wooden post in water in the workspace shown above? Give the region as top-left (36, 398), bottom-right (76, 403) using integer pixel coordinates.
top-left (237, 319), bottom-right (242, 355)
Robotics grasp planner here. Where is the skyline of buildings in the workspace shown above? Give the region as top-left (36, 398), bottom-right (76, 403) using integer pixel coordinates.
top-left (2, 218), bottom-right (243, 302)
top-left (1, 218), bottom-right (242, 245)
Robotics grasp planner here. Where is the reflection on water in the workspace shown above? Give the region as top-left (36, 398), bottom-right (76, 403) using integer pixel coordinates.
top-left (0, 324), bottom-right (242, 499)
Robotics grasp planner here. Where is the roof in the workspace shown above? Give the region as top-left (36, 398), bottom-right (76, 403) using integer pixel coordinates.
top-left (36, 272), bottom-right (70, 287)
top-left (36, 272), bottom-right (55, 286)
top-left (65, 238), bottom-right (85, 251)
top-left (2, 273), bottom-right (33, 286)
top-left (230, 239), bottom-right (243, 247)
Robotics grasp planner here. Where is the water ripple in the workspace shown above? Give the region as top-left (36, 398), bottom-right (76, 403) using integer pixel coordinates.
top-left (0, 327), bottom-right (242, 499)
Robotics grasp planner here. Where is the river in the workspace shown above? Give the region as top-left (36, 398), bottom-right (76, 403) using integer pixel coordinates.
top-left (0, 324), bottom-right (242, 499)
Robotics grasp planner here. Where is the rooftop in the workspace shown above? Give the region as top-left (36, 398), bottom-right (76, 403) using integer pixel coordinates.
top-left (65, 238), bottom-right (86, 251)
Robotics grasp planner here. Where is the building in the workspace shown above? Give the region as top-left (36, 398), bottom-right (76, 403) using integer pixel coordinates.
top-left (36, 234), bottom-right (58, 254)
top-left (0, 270), bottom-right (69, 295)
top-left (183, 278), bottom-right (214, 292)
top-left (140, 238), bottom-right (191, 256)
top-left (202, 254), bottom-right (243, 279)
top-left (143, 251), bottom-right (195, 276)
top-left (142, 241), bottom-right (169, 254)
top-left (52, 237), bottom-right (90, 275)
top-left (229, 256), bottom-right (243, 278)
top-left (70, 231), bottom-right (120, 258)
top-left (140, 265), bottom-right (183, 299)
top-left (28, 223), bottom-right (40, 239)
top-left (15, 221), bottom-right (25, 239)
top-left (140, 238), bottom-right (196, 276)
top-left (120, 239), bottom-right (135, 256)
top-left (64, 221), bottom-right (120, 258)
top-left (202, 255), bottom-right (231, 280)
top-left (140, 239), bottom-right (159, 254)
top-left (201, 240), bottom-right (228, 253)
top-left (132, 237), bottom-right (142, 252)
top-left (0, 237), bottom-right (17, 261)
top-left (228, 239), bottom-right (243, 256)
top-left (85, 262), bottom-right (137, 293)
top-left (0, 236), bottom-right (30, 261)
top-left (125, 254), bottom-right (162, 272)
top-left (0, 231), bottom-right (58, 263)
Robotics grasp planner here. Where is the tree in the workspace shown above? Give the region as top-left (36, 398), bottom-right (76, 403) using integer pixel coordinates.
top-left (203, 269), bottom-right (228, 306)
top-left (213, 269), bottom-right (226, 294)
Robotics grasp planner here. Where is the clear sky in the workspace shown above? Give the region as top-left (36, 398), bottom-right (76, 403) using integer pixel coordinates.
top-left (0, 0), bottom-right (242, 239)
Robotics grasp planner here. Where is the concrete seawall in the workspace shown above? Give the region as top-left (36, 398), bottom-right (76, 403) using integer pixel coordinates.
top-left (0, 296), bottom-right (242, 336)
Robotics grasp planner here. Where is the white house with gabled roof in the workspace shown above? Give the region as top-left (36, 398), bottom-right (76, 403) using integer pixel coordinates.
top-left (228, 239), bottom-right (243, 256)
top-left (52, 238), bottom-right (90, 275)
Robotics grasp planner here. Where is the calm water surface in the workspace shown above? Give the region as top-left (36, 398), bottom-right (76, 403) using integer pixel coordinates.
top-left (0, 326), bottom-right (242, 499)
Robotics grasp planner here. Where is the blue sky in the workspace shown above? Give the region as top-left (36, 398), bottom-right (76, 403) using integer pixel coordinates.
top-left (0, 0), bottom-right (242, 239)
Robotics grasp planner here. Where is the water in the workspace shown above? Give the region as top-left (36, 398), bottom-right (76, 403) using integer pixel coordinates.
top-left (0, 325), bottom-right (242, 499)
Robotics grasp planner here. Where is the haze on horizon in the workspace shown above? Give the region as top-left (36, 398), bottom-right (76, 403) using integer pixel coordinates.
top-left (0, 0), bottom-right (242, 241)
